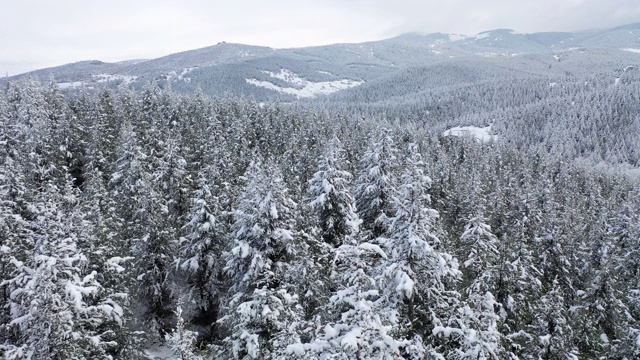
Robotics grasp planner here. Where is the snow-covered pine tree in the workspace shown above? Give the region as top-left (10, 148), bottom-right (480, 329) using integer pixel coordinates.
top-left (378, 143), bottom-right (461, 357)
top-left (308, 137), bottom-right (360, 248)
top-left (2, 179), bottom-right (128, 359)
top-left (454, 215), bottom-right (505, 359)
top-left (354, 129), bottom-right (398, 239)
top-left (219, 160), bottom-right (303, 359)
top-left (111, 118), bottom-right (176, 339)
top-left (167, 304), bottom-right (206, 360)
top-left (81, 166), bottom-right (145, 358)
top-left (535, 279), bottom-right (579, 360)
top-left (178, 167), bottom-right (228, 342)
top-left (296, 137), bottom-right (362, 341)
top-left (571, 212), bottom-right (635, 358)
top-left (290, 232), bottom-right (403, 359)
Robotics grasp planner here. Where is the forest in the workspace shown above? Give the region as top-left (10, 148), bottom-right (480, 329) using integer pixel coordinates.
top-left (1, 77), bottom-right (640, 359)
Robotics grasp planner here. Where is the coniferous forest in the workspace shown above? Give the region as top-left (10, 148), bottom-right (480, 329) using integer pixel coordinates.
top-left (1, 76), bottom-right (640, 360)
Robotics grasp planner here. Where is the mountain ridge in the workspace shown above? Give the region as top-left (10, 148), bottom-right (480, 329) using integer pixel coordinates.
top-left (5, 22), bottom-right (640, 101)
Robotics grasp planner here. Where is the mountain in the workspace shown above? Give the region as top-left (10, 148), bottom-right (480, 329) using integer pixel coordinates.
top-left (4, 22), bottom-right (640, 102)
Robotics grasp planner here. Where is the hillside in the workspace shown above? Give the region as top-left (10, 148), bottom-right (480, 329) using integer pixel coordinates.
top-left (5, 22), bottom-right (640, 102)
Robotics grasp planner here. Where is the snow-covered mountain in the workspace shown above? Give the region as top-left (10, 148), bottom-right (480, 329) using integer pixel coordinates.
top-left (5, 22), bottom-right (640, 101)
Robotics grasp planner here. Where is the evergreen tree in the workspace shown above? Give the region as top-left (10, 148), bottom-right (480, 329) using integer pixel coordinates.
top-left (354, 129), bottom-right (398, 239)
top-left (2, 180), bottom-right (127, 359)
top-left (379, 144), bottom-right (461, 357)
top-left (219, 161), bottom-right (303, 359)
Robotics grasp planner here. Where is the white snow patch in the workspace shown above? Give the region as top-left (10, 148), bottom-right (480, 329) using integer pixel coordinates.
top-left (341, 327), bottom-right (361, 351)
top-left (615, 77), bottom-right (621, 85)
top-left (165, 67), bottom-right (197, 83)
top-left (286, 343), bottom-right (306, 355)
top-left (553, 54), bottom-right (561, 61)
top-left (246, 69), bottom-right (363, 99)
top-left (58, 81), bottom-right (84, 89)
top-left (549, 82), bottom-right (557, 88)
top-left (317, 70), bottom-right (334, 76)
top-left (443, 125), bottom-right (497, 143)
top-left (448, 34), bottom-right (468, 42)
top-left (93, 74), bottom-right (138, 84)
top-left (359, 243), bottom-right (388, 259)
top-left (477, 52), bottom-right (522, 57)
top-left (146, 344), bottom-right (176, 360)
top-left (475, 32), bottom-right (491, 40)
top-left (622, 48), bottom-right (640, 54)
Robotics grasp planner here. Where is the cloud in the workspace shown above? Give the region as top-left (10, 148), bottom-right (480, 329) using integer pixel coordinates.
top-left (1, 0), bottom-right (639, 75)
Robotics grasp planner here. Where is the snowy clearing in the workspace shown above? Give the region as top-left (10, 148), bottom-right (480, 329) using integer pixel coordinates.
top-left (448, 34), bottom-right (468, 42)
top-left (165, 67), bottom-right (197, 83)
top-left (246, 69), bottom-right (364, 99)
top-left (443, 125), bottom-right (497, 143)
top-left (58, 81), bottom-right (84, 89)
top-left (621, 48), bottom-right (640, 54)
top-left (93, 74), bottom-right (138, 84)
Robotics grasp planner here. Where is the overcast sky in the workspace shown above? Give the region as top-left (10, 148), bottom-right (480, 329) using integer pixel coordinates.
top-left (2, 0), bottom-right (640, 76)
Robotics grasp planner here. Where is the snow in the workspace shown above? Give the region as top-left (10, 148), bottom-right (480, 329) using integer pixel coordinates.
top-left (359, 243), bottom-right (388, 259)
top-left (477, 52), bottom-right (522, 57)
top-left (341, 327), bottom-right (361, 351)
top-left (287, 343), bottom-right (306, 355)
top-left (165, 67), bottom-right (197, 83)
top-left (324, 324), bottom-right (339, 338)
top-left (621, 48), bottom-right (640, 54)
top-left (58, 74), bottom-right (137, 90)
top-left (106, 256), bottom-right (133, 273)
top-left (448, 34), bottom-right (468, 42)
top-left (58, 81), bottom-right (84, 89)
top-left (475, 32), bottom-right (491, 40)
top-left (443, 125), bottom-right (497, 143)
top-left (146, 344), bottom-right (177, 360)
top-left (93, 74), bottom-right (138, 84)
top-left (245, 69), bottom-right (364, 99)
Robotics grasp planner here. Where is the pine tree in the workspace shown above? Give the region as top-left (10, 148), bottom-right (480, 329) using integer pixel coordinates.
top-left (2, 180), bottom-right (128, 359)
top-left (379, 143), bottom-right (461, 357)
top-left (308, 137), bottom-right (360, 248)
top-left (354, 129), bottom-right (398, 239)
top-left (292, 236), bottom-right (403, 359)
top-left (167, 305), bottom-right (206, 360)
top-left (219, 161), bottom-right (303, 359)
top-left (454, 214), bottom-right (505, 359)
top-left (178, 168), bottom-right (228, 342)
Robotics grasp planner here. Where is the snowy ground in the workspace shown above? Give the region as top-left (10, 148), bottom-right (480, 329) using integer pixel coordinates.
top-left (246, 69), bottom-right (363, 98)
top-left (57, 74), bottom-right (138, 89)
top-left (146, 344), bottom-right (176, 360)
top-left (443, 125), bottom-right (497, 143)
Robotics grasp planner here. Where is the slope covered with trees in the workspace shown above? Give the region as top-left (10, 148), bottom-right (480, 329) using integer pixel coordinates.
top-left (1, 78), bottom-right (639, 359)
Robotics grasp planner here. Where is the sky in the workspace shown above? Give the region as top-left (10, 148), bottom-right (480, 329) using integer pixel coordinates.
top-left (2, 0), bottom-right (640, 76)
